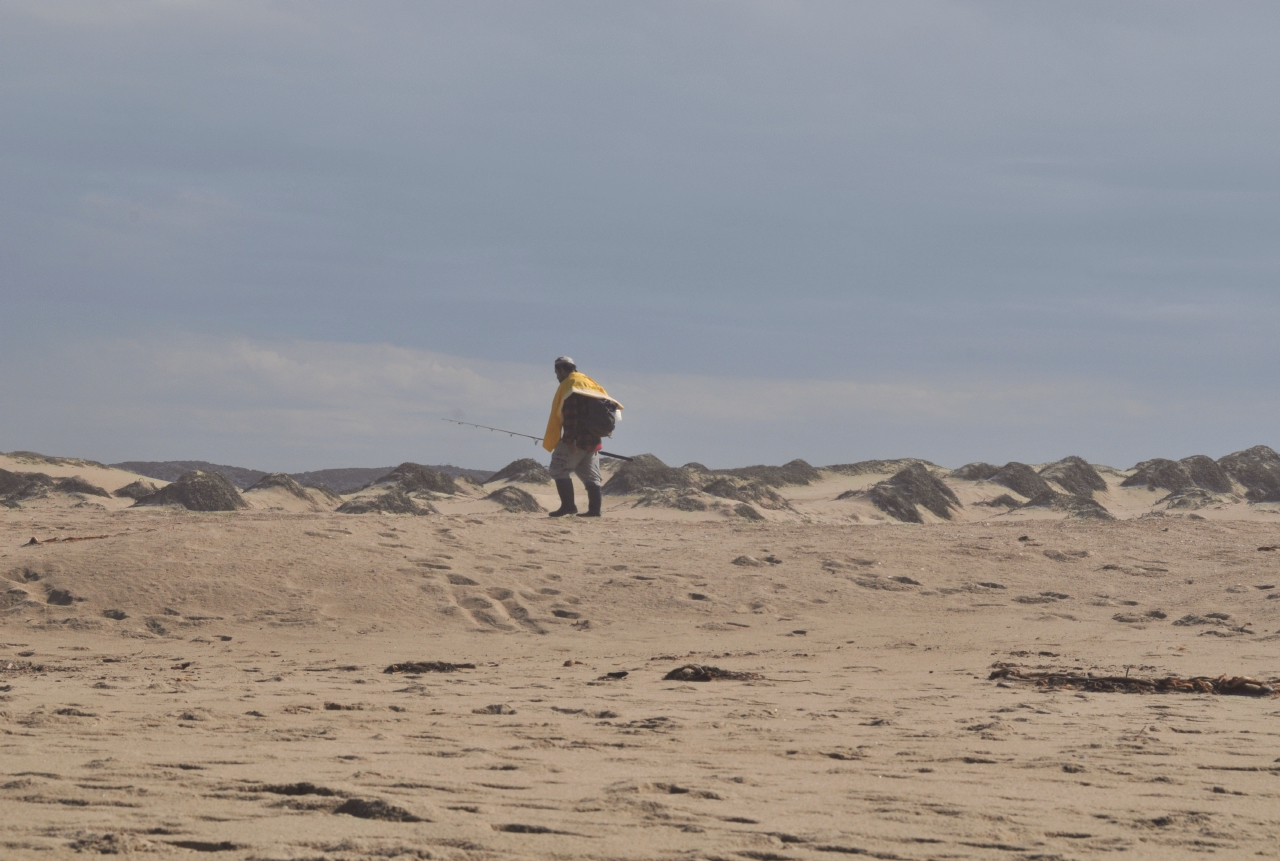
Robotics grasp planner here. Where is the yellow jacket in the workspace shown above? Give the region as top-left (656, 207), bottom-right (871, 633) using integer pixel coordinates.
top-left (543, 372), bottom-right (622, 452)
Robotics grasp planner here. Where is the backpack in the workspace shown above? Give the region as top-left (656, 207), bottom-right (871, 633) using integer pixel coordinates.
top-left (582, 397), bottom-right (620, 438)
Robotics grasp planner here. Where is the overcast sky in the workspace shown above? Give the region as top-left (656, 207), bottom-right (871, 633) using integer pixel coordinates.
top-left (2, 1), bottom-right (1277, 471)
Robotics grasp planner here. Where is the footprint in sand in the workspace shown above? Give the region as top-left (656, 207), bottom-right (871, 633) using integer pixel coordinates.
top-left (439, 577), bottom-right (548, 633)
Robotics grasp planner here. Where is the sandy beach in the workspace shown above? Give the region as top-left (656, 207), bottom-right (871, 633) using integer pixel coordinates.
top-left (3, 449), bottom-right (1279, 859)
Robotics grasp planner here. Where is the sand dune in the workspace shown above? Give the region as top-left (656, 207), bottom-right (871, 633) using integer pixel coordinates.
top-left (2, 447), bottom-right (1279, 858)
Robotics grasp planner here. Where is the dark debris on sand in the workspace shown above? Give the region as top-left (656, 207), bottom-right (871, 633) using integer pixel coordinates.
top-left (259, 782), bottom-right (341, 797)
top-left (484, 485), bottom-right (545, 513)
top-left (333, 797), bottom-right (426, 822)
top-left (384, 661), bottom-right (476, 673)
top-left (991, 665), bottom-right (1277, 696)
top-left (132, 470), bottom-right (247, 512)
top-left (663, 664), bottom-right (762, 682)
top-left (484, 458), bottom-right (552, 485)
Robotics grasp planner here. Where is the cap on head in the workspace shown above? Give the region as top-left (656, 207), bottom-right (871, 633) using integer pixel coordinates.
top-left (554, 355), bottom-right (576, 371)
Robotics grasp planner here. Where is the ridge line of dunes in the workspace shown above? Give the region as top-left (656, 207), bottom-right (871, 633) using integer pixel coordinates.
top-left (6, 445), bottom-right (1279, 521)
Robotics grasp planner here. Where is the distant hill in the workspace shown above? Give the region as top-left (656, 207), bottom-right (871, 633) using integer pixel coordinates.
top-left (110, 460), bottom-right (495, 493)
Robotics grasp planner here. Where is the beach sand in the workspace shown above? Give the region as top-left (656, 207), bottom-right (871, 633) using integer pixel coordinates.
top-left (3, 493), bottom-right (1279, 859)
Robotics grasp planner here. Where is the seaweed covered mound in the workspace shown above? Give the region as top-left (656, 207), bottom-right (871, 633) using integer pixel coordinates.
top-left (302, 483), bottom-right (342, 502)
top-left (1038, 456), bottom-right (1107, 497)
top-left (1179, 455), bottom-right (1234, 494)
top-left (952, 462), bottom-right (1000, 481)
top-left (1121, 455), bottom-right (1233, 495)
top-left (484, 485), bottom-right (545, 513)
top-left (247, 473), bottom-right (313, 500)
top-left (113, 479), bottom-right (161, 499)
top-left (601, 454), bottom-right (697, 496)
top-left (336, 488), bottom-right (437, 515)
top-left (699, 476), bottom-right (791, 510)
top-left (133, 470), bottom-right (248, 511)
top-left (0, 468), bottom-right (31, 498)
top-left (989, 463), bottom-right (1053, 499)
top-left (56, 476), bottom-right (111, 497)
top-left (484, 458), bottom-right (552, 485)
top-left (715, 459), bottom-right (822, 487)
top-left (1022, 490), bottom-right (1114, 521)
top-left (371, 463), bottom-right (458, 495)
top-left (974, 493), bottom-right (1022, 508)
top-left (824, 458), bottom-right (937, 477)
top-left (1217, 445), bottom-right (1280, 502)
top-left (848, 463), bottom-right (960, 524)
top-left (633, 488), bottom-right (711, 511)
top-left (1122, 458), bottom-right (1192, 492)
top-left (0, 470), bottom-right (112, 503)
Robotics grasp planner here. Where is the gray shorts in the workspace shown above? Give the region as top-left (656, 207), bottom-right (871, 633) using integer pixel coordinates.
top-left (548, 441), bottom-right (602, 485)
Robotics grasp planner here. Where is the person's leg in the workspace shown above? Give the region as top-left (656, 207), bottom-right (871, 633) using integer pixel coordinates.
top-left (576, 452), bottom-right (603, 517)
top-left (547, 442), bottom-right (578, 517)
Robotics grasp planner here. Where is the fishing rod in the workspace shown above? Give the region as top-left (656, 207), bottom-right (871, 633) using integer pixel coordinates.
top-left (441, 419), bottom-right (634, 461)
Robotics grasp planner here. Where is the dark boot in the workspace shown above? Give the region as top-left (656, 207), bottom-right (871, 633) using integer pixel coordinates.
top-left (582, 484), bottom-right (602, 517)
top-left (548, 479), bottom-right (577, 517)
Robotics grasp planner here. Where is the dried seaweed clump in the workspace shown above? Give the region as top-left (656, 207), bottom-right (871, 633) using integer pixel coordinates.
top-left (484, 485), bottom-right (545, 513)
top-left (333, 798), bottom-right (425, 822)
top-left (1217, 445), bottom-right (1280, 502)
top-left (132, 470), bottom-right (248, 512)
top-left (1038, 456), bottom-right (1107, 497)
top-left (384, 661), bottom-right (475, 673)
top-left (662, 664), bottom-right (762, 682)
top-left (336, 488), bottom-right (437, 516)
top-left (990, 664), bottom-right (1277, 696)
top-left (484, 458), bottom-right (552, 485)
top-left (850, 463), bottom-right (959, 524)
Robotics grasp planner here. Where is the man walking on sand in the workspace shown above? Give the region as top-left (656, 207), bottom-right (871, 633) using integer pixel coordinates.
top-left (543, 356), bottom-right (621, 518)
